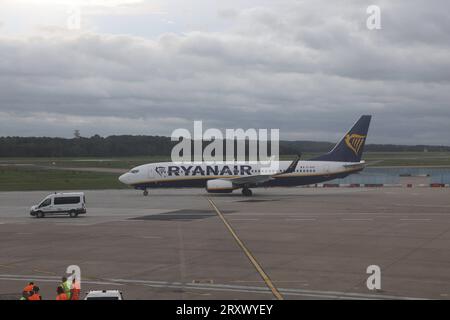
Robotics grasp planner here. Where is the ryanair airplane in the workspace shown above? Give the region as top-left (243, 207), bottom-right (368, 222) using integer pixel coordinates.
top-left (119, 115), bottom-right (371, 196)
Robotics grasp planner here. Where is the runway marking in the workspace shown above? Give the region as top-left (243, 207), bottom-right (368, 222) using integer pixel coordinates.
top-left (53, 223), bottom-right (105, 226)
top-left (0, 274), bottom-right (425, 300)
top-left (341, 218), bottom-right (373, 221)
top-left (32, 269), bottom-right (57, 275)
top-left (400, 218), bottom-right (431, 221)
top-left (285, 218), bottom-right (316, 221)
top-left (219, 212), bottom-right (449, 216)
top-left (394, 203), bottom-right (450, 208)
top-left (207, 198), bottom-right (284, 300)
top-left (0, 276), bottom-right (122, 287)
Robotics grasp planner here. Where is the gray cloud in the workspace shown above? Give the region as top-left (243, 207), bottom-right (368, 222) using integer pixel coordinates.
top-left (0, 0), bottom-right (449, 145)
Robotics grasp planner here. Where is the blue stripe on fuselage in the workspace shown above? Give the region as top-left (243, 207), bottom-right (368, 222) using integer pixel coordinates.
top-left (131, 169), bottom-right (360, 190)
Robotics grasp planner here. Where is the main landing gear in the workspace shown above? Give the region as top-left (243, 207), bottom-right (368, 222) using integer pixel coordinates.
top-left (241, 187), bottom-right (253, 197)
top-left (143, 189), bottom-right (149, 196)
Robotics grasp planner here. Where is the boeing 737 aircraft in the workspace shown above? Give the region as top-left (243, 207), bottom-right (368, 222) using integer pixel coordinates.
top-left (119, 115), bottom-right (371, 196)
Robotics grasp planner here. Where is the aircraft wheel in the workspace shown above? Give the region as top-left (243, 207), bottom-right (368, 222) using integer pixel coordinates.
top-left (242, 188), bottom-right (253, 197)
top-left (143, 190), bottom-right (149, 196)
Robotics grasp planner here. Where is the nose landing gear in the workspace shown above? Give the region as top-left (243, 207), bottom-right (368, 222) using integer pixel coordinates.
top-left (143, 189), bottom-right (149, 196)
top-left (241, 187), bottom-right (253, 197)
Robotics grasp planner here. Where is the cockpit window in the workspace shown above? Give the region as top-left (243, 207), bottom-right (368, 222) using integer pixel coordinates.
top-left (131, 169), bottom-right (139, 174)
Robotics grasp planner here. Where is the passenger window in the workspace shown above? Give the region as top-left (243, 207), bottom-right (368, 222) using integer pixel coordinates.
top-left (54, 197), bottom-right (80, 205)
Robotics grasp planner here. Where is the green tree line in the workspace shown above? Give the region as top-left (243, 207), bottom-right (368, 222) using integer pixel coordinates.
top-left (0, 135), bottom-right (449, 157)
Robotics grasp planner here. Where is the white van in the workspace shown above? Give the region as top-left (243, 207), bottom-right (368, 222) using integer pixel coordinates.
top-left (84, 290), bottom-right (124, 300)
top-left (30, 192), bottom-right (86, 218)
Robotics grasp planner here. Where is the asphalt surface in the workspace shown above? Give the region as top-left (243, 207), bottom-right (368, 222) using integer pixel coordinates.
top-left (0, 187), bottom-right (449, 300)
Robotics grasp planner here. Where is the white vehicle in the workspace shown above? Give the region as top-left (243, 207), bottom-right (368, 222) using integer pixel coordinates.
top-left (84, 290), bottom-right (124, 300)
top-left (30, 192), bottom-right (86, 218)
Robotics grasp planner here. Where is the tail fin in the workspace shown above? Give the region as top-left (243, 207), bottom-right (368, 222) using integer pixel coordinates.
top-left (311, 115), bottom-right (371, 163)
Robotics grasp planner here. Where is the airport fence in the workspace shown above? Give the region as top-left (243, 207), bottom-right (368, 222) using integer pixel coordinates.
top-left (327, 167), bottom-right (450, 185)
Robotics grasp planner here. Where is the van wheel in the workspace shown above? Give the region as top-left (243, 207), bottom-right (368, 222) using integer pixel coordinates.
top-left (36, 211), bottom-right (44, 218)
top-left (69, 211), bottom-right (78, 218)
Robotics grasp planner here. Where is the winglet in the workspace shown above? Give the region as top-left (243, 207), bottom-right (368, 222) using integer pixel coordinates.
top-left (283, 154), bottom-right (301, 174)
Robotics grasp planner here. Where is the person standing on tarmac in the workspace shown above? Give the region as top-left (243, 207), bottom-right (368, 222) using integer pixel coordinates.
top-left (56, 286), bottom-right (69, 300)
top-left (20, 281), bottom-right (35, 300)
top-left (61, 276), bottom-right (72, 299)
top-left (70, 278), bottom-right (81, 300)
top-left (28, 286), bottom-right (42, 300)
top-left (20, 291), bottom-right (30, 300)
top-left (23, 281), bottom-right (34, 293)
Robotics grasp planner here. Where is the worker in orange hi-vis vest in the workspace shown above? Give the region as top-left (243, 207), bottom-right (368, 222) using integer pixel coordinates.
top-left (70, 278), bottom-right (81, 300)
top-left (20, 281), bottom-right (35, 300)
top-left (23, 281), bottom-right (34, 293)
top-left (56, 286), bottom-right (69, 300)
top-left (28, 286), bottom-right (42, 300)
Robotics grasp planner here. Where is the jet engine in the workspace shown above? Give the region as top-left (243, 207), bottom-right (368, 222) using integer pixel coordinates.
top-left (206, 179), bottom-right (235, 193)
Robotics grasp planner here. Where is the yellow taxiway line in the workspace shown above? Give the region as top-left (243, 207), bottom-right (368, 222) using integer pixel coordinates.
top-left (207, 198), bottom-right (283, 300)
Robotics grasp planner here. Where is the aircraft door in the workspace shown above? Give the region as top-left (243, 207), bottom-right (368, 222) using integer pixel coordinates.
top-left (148, 166), bottom-right (154, 178)
top-left (323, 163), bottom-right (331, 177)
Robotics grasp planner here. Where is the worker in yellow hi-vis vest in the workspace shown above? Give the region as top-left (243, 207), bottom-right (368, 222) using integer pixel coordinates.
top-left (61, 276), bottom-right (72, 300)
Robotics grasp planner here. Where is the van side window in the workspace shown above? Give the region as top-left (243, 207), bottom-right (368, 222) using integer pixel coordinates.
top-left (39, 198), bottom-right (51, 207)
top-left (54, 197), bottom-right (81, 205)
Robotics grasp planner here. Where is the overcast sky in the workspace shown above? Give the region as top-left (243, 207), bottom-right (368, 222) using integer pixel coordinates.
top-left (0, 0), bottom-right (449, 144)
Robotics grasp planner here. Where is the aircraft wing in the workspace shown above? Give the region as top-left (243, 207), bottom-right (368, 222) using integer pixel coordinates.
top-left (229, 174), bottom-right (274, 186)
top-left (227, 155), bottom-right (301, 187)
top-left (343, 161), bottom-right (366, 169)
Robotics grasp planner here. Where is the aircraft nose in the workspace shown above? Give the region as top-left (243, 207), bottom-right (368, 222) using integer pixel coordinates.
top-left (119, 173), bottom-right (129, 184)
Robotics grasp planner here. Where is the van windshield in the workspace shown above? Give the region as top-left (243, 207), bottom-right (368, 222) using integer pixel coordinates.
top-left (39, 198), bottom-right (51, 207)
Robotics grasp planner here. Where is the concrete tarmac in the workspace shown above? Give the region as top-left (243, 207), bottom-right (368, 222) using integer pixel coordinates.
top-left (0, 187), bottom-right (449, 300)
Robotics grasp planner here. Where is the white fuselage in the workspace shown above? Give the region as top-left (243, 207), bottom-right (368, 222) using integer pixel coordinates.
top-left (118, 160), bottom-right (365, 190)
